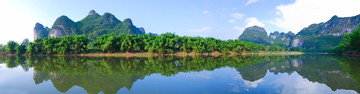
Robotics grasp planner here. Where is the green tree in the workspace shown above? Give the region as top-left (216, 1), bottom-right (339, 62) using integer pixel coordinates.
top-left (16, 44), bottom-right (26, 54)
top-left (0, 44), bottom-right (5, 54)
top-left (56, 36), bottom-right (73, 54)
top-left (5, 41), bottom-right (18, 54)
top-left (26, 42), bottom-right (35, 54)
top-left (34, 38), bottom-right (45, 54)
top-left (73, 35), bottom-right (89, 53)
top-left (42, 37), bottom-right (61, 54)
top-left (21, 39), bottom-right (29, 48)
top-left (265, 46), bottom-right (270, 51)
top-left (121, 35), bottom-right (134, 52)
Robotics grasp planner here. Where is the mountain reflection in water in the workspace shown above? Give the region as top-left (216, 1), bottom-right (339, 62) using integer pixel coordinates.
top-left (0, 55), bottom-right (359, 94)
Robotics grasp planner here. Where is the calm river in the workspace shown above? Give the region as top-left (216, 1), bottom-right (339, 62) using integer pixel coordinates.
top-left (0, 55), bottom-right (359, 94)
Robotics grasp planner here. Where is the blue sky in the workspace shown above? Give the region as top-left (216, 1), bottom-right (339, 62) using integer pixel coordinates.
top-left (1, 0), bottom-right (360, 44)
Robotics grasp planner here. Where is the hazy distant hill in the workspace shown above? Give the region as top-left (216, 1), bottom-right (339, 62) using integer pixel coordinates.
top-left (34, 10), bottom-right (145, 40)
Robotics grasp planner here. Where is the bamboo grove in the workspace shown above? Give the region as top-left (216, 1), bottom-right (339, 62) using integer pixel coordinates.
top-left (332, 24), bottom-right (360, 53)
top-left (0, 33), bottom-right (290, 54)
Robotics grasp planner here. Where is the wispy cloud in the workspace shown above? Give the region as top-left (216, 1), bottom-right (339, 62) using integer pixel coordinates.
top-left (246, 0), bottom-right (259, 5)
top-left (229, 19), bottom-right (236, 23)
top-left (230, 13), bottom-right (245, 20)
top-left (229, 13), bottom-right (245, 23)
top-left (189, 26), bottom-right (212, 33)
top-left (203, 10), bottom-right (209, 14)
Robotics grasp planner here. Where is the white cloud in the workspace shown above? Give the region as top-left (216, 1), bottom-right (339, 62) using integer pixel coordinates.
top-left (229, 19), bottom-right (236, 23)
top-left (275, 11), bottom-right (281, 16)
top-left (233, 17), bottom-right (264, 34)
top-left (245, 17), bottom-right (265, 27)
top-left (229, 13), bottom-right (245, 23)
top-left (203, 10), bottom-right (209, 14)
top-left (189, 26), bottom-right (212, 33)
top-left (272, 0), bottom-right (360, 33)
top-left (230, 13), bottom-right (245, 20)
top-left (243, 79), bottom-right (264, 88)
top-left (246, 0), bottom-right (259, 5)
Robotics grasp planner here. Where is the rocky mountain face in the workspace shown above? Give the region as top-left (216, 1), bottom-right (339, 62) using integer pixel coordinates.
top-left (238, 26), bottom-right (295, 46)
top-left (238, 14), bottom-right (360, 50)
top-left (34, 23), bottom-right (50, 39)
top-left (291, 15), bottom-right (360, 50)
top-left (49, 16), bottom-right (78, 38)
top-left (34, 10), bottom-right (145, 40)
top-left (269, 31), bottom-right (295, 47)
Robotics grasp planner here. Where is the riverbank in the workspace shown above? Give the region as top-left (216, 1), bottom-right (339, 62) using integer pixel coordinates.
top-left (0, 51), bottom-right (310, 57)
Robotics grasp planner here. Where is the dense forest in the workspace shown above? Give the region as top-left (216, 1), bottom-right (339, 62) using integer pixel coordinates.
top-left (0, 33), bottom-right (295, 55)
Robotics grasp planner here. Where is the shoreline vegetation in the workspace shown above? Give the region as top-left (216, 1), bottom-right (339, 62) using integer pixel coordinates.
top-left (0, 33), bottom-right (305, 56)
top-left (0, 51), bottom-right (310, 57)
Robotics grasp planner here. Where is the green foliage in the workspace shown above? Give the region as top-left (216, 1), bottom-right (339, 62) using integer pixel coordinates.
top-left (302, 35), bottom-right (344, 51)
top-left (26, 35), bottom-right (89, 54)
top-left (333, 24), bottom-right (360, 53)
top-left (16, 44), bottom-right (26, 54)
top-left (16, 39), bottom-right (29, 54)
top-left (56, 36), bottom-right (73, 54)
top-left (0, 44), bottom-right (5, 54)
top-left (73, 35), bottom-right (89, 53)
top-left (289, 47), bottom-right (304, 52)
top-left (238, 27), bottom-right (295, 47)
top-left (34, 38), bottom-right (45, 54)
top-left (76, 13), bottom-right (144, 45)
top-left (52, 16), bottom-right (80, 34)
top-left (42, 37), bottom-right (61, 54)
top-left (21, 39), bottom-right (29, 48)
top-left (5, 33), bottom-right (289, 55)
top-left (26, 42), bottom-right (35, 54)
top-left (95, 33), bottom-right (270, 54)
top-left (238, 28), bottom-right (271, 45)
top-left (5, 41), bottom-right (18, 54)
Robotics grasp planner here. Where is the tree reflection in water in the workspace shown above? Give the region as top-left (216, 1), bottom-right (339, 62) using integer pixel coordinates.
top-left (0, 55), bottom-right (359, 94)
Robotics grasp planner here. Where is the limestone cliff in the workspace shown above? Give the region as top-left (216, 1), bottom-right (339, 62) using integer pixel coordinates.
top-left (34, 10), bottom-right (146, 39)
top-left (33, 23), bottom-right (49, 40)
top-left (290, 15), bottom-right (360, 50)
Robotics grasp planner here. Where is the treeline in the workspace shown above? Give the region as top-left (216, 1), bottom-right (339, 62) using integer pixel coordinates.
top-left (94, 33), bottom-right (291, 53)
top-left (0, 35), bottom-right (88, 54)
top-left (0, 33), bottom-right (292, 55)
top-left (333, 24), bottom-right (360, 53)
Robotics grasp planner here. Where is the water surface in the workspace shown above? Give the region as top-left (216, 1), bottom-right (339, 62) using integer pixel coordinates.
top-left (0, 55), bottom-right (359, 94)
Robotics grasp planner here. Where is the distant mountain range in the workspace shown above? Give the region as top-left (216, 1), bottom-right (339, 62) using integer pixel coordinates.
top-left (34, 10), bottom-right (360, 51)
top-left (34, 10), bottom-right (145, 41)
top-left (238, 14), bottom-right (360, 51)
